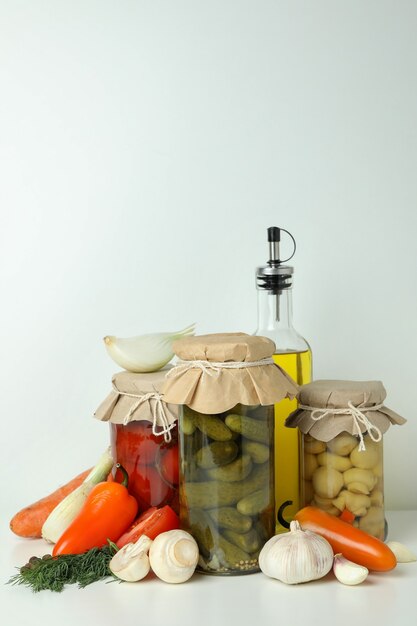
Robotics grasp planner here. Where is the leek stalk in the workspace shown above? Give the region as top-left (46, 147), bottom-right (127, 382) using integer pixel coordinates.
top-left (41, 447), bottom-right (114, 544)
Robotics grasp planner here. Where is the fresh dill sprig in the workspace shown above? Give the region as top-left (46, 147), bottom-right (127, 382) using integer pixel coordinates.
top-left (7, 541), bottom-right (118, 593)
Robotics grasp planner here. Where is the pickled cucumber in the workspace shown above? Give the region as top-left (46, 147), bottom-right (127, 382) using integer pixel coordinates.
top-left (222, 528), bottom-right (262, 553)
top-left (236, 488), bottom-right (270, 516)
top-left (195, 441), bottom-right (238, 469)
top-left (208, 507), bottom-right (252, 533)
top-left (182, 460), bottom-right (205, 482)
top-left (225, 414), bottom-right (270, 443)
top-left (242, 441), bottom-right (270, 464)
top-left (182, 410), bottom-right (196, 435)
top-left (188, 508), bottom-right (218, 557)
top-left (181, 404), bottom-right (273, 573)
top-left (247, 405), bottom-right (269, 419)
top-left (207, 454), bottom-right (252, 482)
top-left (188, 508), bottom-right (255, 571)
top-left (184, 464), bottom-right (269, 509)
top-left (254, 519), bottom-right (270, 543)
top-left (232, 403), bottom-right (249, 415)
top-left (194, 413), bottom-right (233, 441)
top-left (216, 535), bottom-right (251, 568)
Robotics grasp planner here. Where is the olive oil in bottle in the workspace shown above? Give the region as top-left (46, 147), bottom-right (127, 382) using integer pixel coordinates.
top-left (255, 227), bottom-right (312, 532)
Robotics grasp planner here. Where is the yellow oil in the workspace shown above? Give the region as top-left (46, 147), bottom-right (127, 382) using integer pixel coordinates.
top-left (273, 350), bottom-right (312, 532)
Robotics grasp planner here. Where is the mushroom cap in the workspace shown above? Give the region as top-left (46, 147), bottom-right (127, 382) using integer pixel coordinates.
top-left (149, 529), bottom-right (199, 583)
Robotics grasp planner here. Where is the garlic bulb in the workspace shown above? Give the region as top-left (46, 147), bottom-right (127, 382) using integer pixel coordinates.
top-left (103, 324), bottom-right (195, 373)
top-left (259, 520), bottom-right (333, 584)
top-left (333, 553), bottom-right (369, 585)
top-left (109, 535), bottom-right (153, 582)
top-left (149, 529), bottom-right (199, 583)
top-left (386, 541), bottom-right (416, 563)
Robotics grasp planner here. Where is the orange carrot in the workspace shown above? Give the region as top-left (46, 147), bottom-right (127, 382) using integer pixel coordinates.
top-left (10, 468), bottom-right (92, 538)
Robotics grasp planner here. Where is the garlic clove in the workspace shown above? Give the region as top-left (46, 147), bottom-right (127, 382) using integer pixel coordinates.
top-left (103, 324), bottom-right (195, 373)
top-left (109, 535), bottom-right (153, 582)
top-left (386, 541), bottom-right (416, 563)
top-left (259, 520), bottom-right (334, 585)
top-left (149, 529), bottom-right (199, 583)
top-left (333, 553), bottom-right (369, 585)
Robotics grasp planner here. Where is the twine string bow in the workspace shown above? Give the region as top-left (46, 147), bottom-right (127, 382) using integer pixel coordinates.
top-left (112, 384), bottom-right (175, 442)
top-left (298, 401), bottom-right (384, 451)
top-left (166, 357), bottom-right (275, 378)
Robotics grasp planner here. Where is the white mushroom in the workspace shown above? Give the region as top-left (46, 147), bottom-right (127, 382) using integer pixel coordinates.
top-left (373, 461), bottom-right (383, 478)
top-left (303, 480), bottom-right (314, 504)
top-left (332, 490), bottom-right (371, 517)
top-left (350, 440), bottom-right (380, 469)
top-left (304, 439), bottom-right (326, 455)
top-left (317, 451), bottom-right (352, 472)
top-left (327, 433), bottom-right (358, 456)
top-left (312, 494), bottom-right (335, 508)
top-left (358, 506), bottom-right (385, 539)
top-left (370, 489), bottom-right (384, 507)
top-left (109, 535), bottom-right (153, 582)
top-left (312, 466), bottom-right (344, 499)
top-left (149, 529), bottom-right (199, 583)
top-left (304, 453), bottom-right (319, 480)
top-left (344, 468), bottom-right (377, 494)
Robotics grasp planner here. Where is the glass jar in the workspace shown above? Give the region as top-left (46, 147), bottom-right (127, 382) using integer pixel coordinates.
top-left (301, 432), bottom-right (385, 539)
top-left (94, 369), bottom-right (180, 514)
top-left (285, 379), bottom-right (406, 540)
top-left (162, 332), bottom-right (299, 575)
top-left (179, 403), bottom-right (275, 574)
top-left (110, 420), bottom-right (179, 513)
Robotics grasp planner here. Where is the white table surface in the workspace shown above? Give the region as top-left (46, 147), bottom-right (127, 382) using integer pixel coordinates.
top-left (2, 510), bottom-right (416, 626)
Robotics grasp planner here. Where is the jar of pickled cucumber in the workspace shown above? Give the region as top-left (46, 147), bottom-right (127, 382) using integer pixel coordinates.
top-left (162, 332), bottom-right (299, 575)
top-left (94, 369), bottom-right (180, 513)
top-left (285, 380), bottom-right (406, 539)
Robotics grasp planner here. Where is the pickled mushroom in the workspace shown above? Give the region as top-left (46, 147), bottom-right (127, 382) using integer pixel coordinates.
top-left (312, 466), bottom-right (344, 499)
top-left (327, 433), bottom-right (358, 457)
top-left (350, 441), bottom-right (380, 470)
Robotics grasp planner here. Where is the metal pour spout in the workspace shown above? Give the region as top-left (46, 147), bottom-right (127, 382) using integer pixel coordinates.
top-left (256, 226), bottom-right (296, 323)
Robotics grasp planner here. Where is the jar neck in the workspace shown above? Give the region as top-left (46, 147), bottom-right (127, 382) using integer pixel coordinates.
top-left (256, 288), bottom-right (293, 331)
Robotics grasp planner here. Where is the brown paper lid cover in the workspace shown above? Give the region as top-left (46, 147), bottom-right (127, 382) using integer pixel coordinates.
top-left (285, 379), bottom-right (406, 442)
top-left (94, 368), bottom-right (179, 426)
top-left (162, 333), bottom-right (299, 413)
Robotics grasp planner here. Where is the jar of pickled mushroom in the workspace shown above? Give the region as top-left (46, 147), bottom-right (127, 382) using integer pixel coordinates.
top-left (94, 369), bottom-right (180, 513)
top-left (285, 380), bottom-right (406, 539)
top-left (162, 332), bottom-right (299, 575)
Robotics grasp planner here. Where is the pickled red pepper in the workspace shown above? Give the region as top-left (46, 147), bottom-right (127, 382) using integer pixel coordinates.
top-left (295, 506), bottom-right (397, 572)
top-left (53, 464), bottom-right (138, 556)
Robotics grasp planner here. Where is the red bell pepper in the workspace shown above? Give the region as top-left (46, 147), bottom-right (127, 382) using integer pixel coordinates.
top-left (295, 506), bottom-right (396, 572)
top-left (53, 464), bottom-right (138, 556)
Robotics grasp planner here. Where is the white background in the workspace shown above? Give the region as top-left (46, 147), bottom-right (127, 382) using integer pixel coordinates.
top-left (1, 0), bottom-right (417, 541)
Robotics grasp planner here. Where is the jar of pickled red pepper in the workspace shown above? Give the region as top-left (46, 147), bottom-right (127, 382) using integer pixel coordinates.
top-left (162, 333), bottom-right (299, 575)
top-left (285, 380), bottom-right (406, 539)
top-left (94, 369), bottom-right (180, 513)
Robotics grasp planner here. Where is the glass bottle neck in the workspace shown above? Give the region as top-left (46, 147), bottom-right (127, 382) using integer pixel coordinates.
top-left (255, 287), bottom-right (310, 353)
top-left (257, 288), bottom-right (293, 331)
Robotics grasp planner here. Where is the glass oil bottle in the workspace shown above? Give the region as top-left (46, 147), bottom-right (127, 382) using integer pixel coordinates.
top-left (255, 227), bottom-right (312, 532)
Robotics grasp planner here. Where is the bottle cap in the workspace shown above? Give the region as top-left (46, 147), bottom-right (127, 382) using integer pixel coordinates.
top-left (256, 226), bottom-right (295, 291)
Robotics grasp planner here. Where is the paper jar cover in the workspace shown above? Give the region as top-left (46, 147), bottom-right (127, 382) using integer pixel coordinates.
top-left (285, 379), bottom-right (406, 442)
top-left (94, 368), bottom-right (179, 426)
top-left (161, 332), bottom-right (299, 414)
